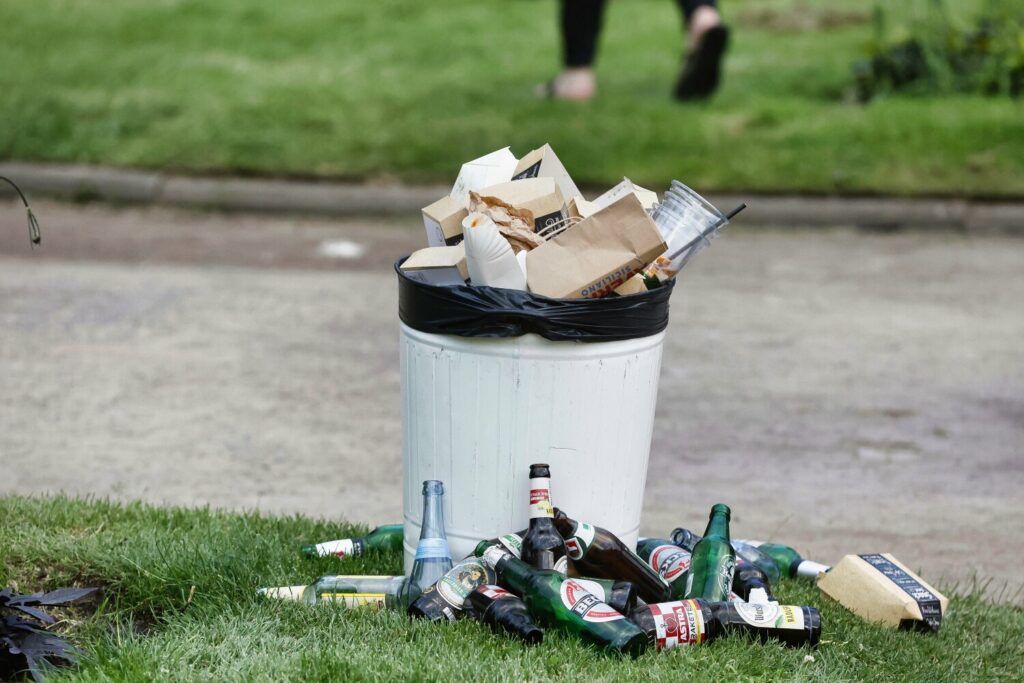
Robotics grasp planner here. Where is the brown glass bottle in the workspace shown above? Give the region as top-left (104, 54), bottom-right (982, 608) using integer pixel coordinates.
top-left (468, 584), bottom-right (544, 646)
top-left (521, 464), bottom-right (568, 574)
top-left (552, 508), bottom-right (670, 604)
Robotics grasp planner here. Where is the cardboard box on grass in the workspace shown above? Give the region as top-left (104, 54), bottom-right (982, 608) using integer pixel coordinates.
top-left (400, 244), bottom-right (467, 286)
top-left (526, 193), bottom-right (667, 299)
top-left (817, 553), bottom-right (948, 633)
top-left (477, 177), bottom-right (567, 236)
top-left (422, 195), bottom-right (468, 247)
top-left (513, 143), bottom-right (581, 205)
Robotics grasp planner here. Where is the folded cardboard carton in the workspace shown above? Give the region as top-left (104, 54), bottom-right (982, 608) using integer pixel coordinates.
top-left (422, 195), bottom-right (469, 247)
top-left (526, 193), bottom-right (667, 299)
top-left (400, 244), bottom-right (468, 286)
top-left (477, 178), bottom-right (567, 236)
top-left (569, 179), bottom-right (658, 220)
top-left (512, 144), bottom-right (581, 206)
top-left (817, 553), bottom-right (947, 633)
top-left (450, 147), bottom-right (518, 204)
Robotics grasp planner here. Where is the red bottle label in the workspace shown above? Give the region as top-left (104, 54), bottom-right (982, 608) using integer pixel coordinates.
top-left (649, 600), bottom-right (706, 649)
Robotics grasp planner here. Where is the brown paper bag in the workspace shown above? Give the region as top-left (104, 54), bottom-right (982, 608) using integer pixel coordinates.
top-left (526, 193), bottom-right (667, 299)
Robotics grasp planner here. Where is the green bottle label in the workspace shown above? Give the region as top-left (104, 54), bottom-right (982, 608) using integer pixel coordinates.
top-left (733, 602), bottom-right (804, 630)
top-left (560, 579), bottom-right (624, 623)
top-left (565, 522), bottom-right (596, 560)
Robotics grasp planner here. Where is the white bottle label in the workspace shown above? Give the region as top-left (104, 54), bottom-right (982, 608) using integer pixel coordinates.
top-left (564, 522), bottom-right (596, 560)
top-left (528, 478), bottom-right (554, 518)
top-left (559, 579), bottom-right (623, 623)
top-left (436, 558), bottom-right (494, 610)
top-left (649, 600), bottom-right (707, 649)
top-left (733, 602), bottom-right (805, 630)
top-left (498, 533), bottom-right (523, 558)
top-left (647, 545), bottom-right (691, 583)
top-left (315, 539), bottom-right (355, 559)
top-left (554, 555), bottom-right (569, 576)
top-left (572, 578), bottom-right (608, 602)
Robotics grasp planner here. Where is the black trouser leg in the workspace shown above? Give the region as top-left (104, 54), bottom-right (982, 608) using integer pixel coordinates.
top-left (561, 0), bottom-right (607, 67)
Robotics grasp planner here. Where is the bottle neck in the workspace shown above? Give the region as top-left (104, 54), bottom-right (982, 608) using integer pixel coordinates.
top-left (704, 510), bottom-right (730, 542)
top-left (420, 488), bottom-right (445, 540)
top-left (528, 477), bottom-right (554, 519)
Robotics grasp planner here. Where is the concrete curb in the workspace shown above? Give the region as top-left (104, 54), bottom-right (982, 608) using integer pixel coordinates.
top-left (1, 161), bottom-right (1022, 232)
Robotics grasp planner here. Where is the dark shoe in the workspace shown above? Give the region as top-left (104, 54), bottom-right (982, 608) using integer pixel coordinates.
top-left (674, 24), bottom-right (730, 101)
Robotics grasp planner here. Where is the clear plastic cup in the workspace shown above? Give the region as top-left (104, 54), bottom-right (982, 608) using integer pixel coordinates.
top-left (645, 181), bottom-right (726, 283)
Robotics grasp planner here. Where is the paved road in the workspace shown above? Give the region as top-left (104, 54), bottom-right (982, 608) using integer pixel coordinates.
top-left (2, 199), bottom-right (1022, 601)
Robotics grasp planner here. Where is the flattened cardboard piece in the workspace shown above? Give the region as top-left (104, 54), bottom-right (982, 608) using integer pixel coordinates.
top-left (477, 177), bottom-right (567, 236)
top-left (450, 147), bottom-right (518, 204)
top-left (422, 195), bottom-right (469, 247)
top-left (817, 553), bottom-right (948, 633)
top-left (526, 193), bottom-right (667, 299)
top-left (401, 244), bottom-right (468, 280)
top-left (591, 178), bottom-right (659, 213)
top-left (512, 144), bottom-right (581, 205)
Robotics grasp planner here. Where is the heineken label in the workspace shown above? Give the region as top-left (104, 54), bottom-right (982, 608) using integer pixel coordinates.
top-left (436, 558), bottom-right (495, 611)
top-left (649, 600), bottom-right (706, 649)
top-left (497, 533), bottom-right (523, 558)
top-left (859, 554), bottom-right (942, 631)
top-left (560, 579), bottom-right (624, 623)
top-left (564, 522), bottom-right (596, 560)
top-left (733, 602), bottom-right (805, 630)
top-left (554, 555), bottom-right (569, 575)
top-left (648, 545), bottom-right (691, 583)
top-left (321, 592), bottom-right (387, 609)
top-left (415, 537), bottom-right (450, 560)
top-left (718, 556), bottom-right (736, 598)
top-left (528, 478), bottom-right (554, 518)
top-left (315, 538), bottom-right (356, 559)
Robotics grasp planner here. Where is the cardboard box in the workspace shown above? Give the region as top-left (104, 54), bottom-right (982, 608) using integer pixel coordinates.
top-left (400, 244), bottom-right (468, 286)
top-left (422, 195), bottom-right (469, 247)
top-left (477, 178), bottom-right (567, 236)
top-left (613, 274), bottom-right (648, 296)
top-left (512, 144), bottom-right (581, 205)
top-left (817, 553), bottom-right (948, 632)
top-left (569, 179), bottom-right (658, 221)
top-left (450, 147), bottom-right (518, 204)
top-left (526, 193), bottom-right (667, 299)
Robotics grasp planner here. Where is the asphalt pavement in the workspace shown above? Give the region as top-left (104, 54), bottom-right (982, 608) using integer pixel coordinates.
top-left (1, 199), bottom-right (1022, 602)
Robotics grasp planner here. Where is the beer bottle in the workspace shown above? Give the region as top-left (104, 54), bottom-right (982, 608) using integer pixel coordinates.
top-left (521, 464), bottom-right (568, 574)
top-left (400, 480), bottom-right (453, 607)
top-left (628, 598), bottom-right (718, 649)
top-left (684, 504), bottom-right (736, 602)
top-left (258, 575), bottom-right (407, 609)
top-left (734, 540), bottom-right (831, 579)
top-left (710, 600), bottom-right (821, 647)
top-left (732, 557), bottom-right (775, 603)
top-left (635, 538), bottom-right (691, 599)
top-left (301, 524), bottom-right (404, 559)
top-left (481, 546), bottom-right (648, 657)
top-left (408, 555), bottom-right (495, 622)
top-left (473, 531), bottom-right (527, 559)
top-left (552, 509), bottom-right (670, 604)
top-left (469, 584), bottom-right (544, 646)
top-left (572, 577), bottom-right (638, 616)
top-left (673, 528), bottom-right (782, 585)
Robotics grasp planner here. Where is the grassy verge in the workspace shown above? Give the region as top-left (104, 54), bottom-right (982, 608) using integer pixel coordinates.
top-left (1, 496), bottom-right (1022, 681)
top-left (0, 0), bottom-right (1022, 196)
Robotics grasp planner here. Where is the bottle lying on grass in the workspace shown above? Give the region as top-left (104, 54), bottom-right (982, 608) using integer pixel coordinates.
top-left (259, 575), bottom-right (407, 609)
top-left (408, 555), bottom-right (495, 622)
top-left (469, 585), bottom-right (544, 646)
top-left (481, 545), bottom-right (648, 657)
top-left (670, 528), bottom-right (826, 581)
top-left (301, 524), bottom-right (404, 559)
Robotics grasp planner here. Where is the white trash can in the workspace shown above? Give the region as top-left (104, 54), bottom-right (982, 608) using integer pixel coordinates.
top-left (397, 261), bottom-right (674, 572)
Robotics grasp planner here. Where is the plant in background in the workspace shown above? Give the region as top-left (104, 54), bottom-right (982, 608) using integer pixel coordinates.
top-left (1, 587), bottom-right (96, 682)
top-left (854, 0), bottom-right (1024, 101)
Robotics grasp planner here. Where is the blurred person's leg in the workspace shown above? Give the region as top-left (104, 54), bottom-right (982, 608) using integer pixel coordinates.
top-left (542, 0), bottom-right (606, 101)
top-left (674, 0), bottom-right (729, 100)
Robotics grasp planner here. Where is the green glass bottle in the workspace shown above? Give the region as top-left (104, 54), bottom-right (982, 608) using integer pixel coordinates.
top-left (684, 504), bottom-right (736, 602)
top-left (635, 538), bottom-right (691, 599)
top-left (473, 531), bottom-right (526, 559)
top-left (734, 540), bottom-right (830, 579)
top-left (672, 528), bottom-right (783, 585)
top-left (399, 480), bottom-right (453, 607)
top-left (480, 546), bottom-right (648, 657)
top-left (300, 524), bottom-right (404, 559)
top-left (258, 575), bottom-right (407, 609)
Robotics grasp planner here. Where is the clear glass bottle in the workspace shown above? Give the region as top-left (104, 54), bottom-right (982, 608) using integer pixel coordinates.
top-left (400, 480), bottom-right (453, 607)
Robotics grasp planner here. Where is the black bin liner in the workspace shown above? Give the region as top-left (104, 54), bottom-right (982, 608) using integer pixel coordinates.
top-left (396, 258), bottom-right (674, 343)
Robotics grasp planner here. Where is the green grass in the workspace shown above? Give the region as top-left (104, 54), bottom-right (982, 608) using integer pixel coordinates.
top-left (2, 496), bottom-right (1022, 681)
top-left (0, 0), bottom-right (1022, 196)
